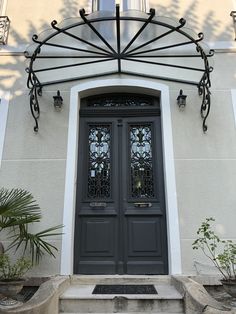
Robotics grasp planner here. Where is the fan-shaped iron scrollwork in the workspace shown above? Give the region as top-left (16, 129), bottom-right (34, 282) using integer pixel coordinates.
top-left (25, 5), bottom-right (214, 132)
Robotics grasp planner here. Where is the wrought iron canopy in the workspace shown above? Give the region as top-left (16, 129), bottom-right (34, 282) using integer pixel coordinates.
top-left (25, 5), bottom-right (214, 132)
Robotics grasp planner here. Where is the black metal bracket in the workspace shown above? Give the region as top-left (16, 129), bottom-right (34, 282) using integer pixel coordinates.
top-left (25, 5), bottom-right (214, 132)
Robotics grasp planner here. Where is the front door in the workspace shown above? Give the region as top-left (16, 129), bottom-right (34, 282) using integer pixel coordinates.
top-left (74, 94), bottom-right (168, 274)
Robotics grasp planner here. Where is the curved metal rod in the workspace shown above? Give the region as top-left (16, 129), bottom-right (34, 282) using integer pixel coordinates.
top-left (29, 83), bottom-right (40, 132)
top-left (34, 57), bottom-right (115, 73)
top-left (127, 39), bottom-right (203, 57)
top-left (123, 57), bottom-right (205, 72)
top-left (121, 8), bottom-right (156, 54)
top-left (79, 8), bottom-right (116, 54)
top-left (125, 18), bottom-right (186, 55)
top-left (31, 35), bottom-right (109, 56)
top-left (51, 20), bottom-right (112, 55)
top-left (198, 71), bottom-right (211, 132)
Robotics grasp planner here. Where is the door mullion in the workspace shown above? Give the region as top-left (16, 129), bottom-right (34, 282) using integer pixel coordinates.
top-left (117, 118), bottom-right (125, 274)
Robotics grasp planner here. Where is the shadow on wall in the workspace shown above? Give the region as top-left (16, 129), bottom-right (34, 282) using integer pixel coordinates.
top-left (149, 0), bottom-right (233, 41)
top-left (0, 0), bottom-right (234, 95)
top-left (0, 0), bottom-right (80, 97)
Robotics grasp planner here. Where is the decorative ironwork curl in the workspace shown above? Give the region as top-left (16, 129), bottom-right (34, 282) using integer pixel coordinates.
top-left (29, 85), bottom-right (40, 132)
top-left (25, 5), bottom-right (214, 131)
top-left (179, 18), bottom-right (186, 26)
top-left (51, 20), bottom-right (58, 28)
top-left (198, 68), bottom-right (213, 132)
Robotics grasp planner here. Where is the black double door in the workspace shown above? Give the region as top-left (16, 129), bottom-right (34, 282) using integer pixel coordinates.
top-left (74, 97), bottom-right (168, 275)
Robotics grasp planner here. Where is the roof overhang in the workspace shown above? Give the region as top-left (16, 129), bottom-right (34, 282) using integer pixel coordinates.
top-left (25, 5), bottom-right (214, 132)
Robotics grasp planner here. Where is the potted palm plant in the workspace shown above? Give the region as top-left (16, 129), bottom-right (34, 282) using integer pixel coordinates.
top-left (193, 217), bottom-right (236, 297)
top-left (0, 188), bottom-right (62, 306)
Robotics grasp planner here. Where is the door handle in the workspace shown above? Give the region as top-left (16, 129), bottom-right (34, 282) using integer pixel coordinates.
top-left (134, 202), bottom-right (152, 208)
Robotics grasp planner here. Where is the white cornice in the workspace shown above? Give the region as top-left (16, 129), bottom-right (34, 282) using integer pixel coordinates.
top-left (0, 44), bottom-right (27, 55)
top-left (208, 41), bottom-right (236, 52)
top-left (1, 41), bottom-right (236, 56)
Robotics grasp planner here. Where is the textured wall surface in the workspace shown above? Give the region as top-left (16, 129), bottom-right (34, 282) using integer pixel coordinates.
top-left (0, 0), bottom-right (236, 275)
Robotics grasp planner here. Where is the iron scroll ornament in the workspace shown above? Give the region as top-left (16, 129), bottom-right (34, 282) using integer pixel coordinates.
top-left (25, 5), bottom-right (214, 132)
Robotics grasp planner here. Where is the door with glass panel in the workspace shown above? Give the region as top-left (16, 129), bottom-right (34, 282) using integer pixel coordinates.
top-left (74, 94), bottom-right (168, 274)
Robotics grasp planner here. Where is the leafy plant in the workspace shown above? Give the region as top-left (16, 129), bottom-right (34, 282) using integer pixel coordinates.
top-left (192, 217), bottom-right (236, 281)
top-left (0, 188), bottom-right (62, 265)
top-left (0, 254), bottom-right (31, 281)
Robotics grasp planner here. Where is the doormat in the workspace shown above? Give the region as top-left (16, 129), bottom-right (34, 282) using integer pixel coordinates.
top-left (92, 284), bottom-right (157, 294)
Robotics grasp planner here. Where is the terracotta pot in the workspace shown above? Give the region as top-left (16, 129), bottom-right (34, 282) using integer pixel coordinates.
top-left (221, 279), bottom-right (236, 298)
top-left (0, 279), bottom-right (25, 298)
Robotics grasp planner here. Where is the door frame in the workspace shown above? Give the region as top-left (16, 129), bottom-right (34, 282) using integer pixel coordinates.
top-left (60, 77), bottom-right (182, 275)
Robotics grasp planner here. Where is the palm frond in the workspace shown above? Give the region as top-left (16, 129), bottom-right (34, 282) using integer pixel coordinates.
top-left (0, 188), bottom-right (63, 264)
top-left (7, 224), bottom-right (63, 264)
top-left (0, 188), bottom-right (41, 229)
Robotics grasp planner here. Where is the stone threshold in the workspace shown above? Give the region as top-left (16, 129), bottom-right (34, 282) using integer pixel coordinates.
top-left (60, 282), bottom-right (182, 301)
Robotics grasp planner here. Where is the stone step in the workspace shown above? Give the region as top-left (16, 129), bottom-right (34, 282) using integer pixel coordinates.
top-left (59, 281), bottom-right (184, 313)
top-left (70, 275), bottom-right (172, 285)
top-left (60, 299), bottom-right (184, 313)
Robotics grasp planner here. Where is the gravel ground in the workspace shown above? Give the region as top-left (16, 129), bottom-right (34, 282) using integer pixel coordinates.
top-left (205, 285), bottom-right (236, 309)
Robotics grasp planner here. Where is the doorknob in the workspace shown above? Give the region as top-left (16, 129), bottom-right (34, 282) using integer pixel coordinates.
top-left (134, 202), bottom-right (152, 208)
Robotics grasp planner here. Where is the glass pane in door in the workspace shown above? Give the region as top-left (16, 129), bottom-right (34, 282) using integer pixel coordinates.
top-left (87, 124), bottom-right (111, 199)
top-left (129, 124), bottom-right (155, 199)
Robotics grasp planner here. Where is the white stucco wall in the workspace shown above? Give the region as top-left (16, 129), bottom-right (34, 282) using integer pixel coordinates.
top-left (0, 91), bottom-right (9, 169)
top-left (0, 0), bottom-right (236, 275)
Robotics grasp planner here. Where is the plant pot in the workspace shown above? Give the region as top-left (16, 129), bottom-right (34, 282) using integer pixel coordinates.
top-left (0, 279), bottom-right (25, 298)
top-left (221, 279), bottom-right (236, 298)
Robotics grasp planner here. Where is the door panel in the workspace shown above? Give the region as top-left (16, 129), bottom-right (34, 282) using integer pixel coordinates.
top-left (127, 219), bottom-right (162, 256)
top-left (74, 96), bottom-right (168, 275)
top-left (80, 218), bottom-right (116, 256)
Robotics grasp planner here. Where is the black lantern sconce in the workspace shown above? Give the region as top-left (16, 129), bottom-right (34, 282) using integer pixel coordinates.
top-left (53, 90), bottom-right (63, 110)
top-left (177, 89), bottom-right (187, 109)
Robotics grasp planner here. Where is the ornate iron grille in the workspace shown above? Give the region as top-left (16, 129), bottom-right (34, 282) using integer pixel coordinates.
top-left (25, 5), bottom-right (214, 132)
top-left (87, 124), bottom-right (111, 199)
top-left (87, 95), bottom-right (154, 107)
top-left (129, 124), bottom-right (154, 199)
top-left (0, 16), bottom-right (10, 45)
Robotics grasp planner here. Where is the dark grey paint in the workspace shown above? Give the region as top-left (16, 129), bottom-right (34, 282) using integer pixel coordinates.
top-left (74, 95), bottom-right (168, 274)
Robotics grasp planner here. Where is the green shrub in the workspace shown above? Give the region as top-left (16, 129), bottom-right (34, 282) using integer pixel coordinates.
top-left (0, 254), bottom-right (31, 281)
top-left (193, 217), bottom-right (236, 281)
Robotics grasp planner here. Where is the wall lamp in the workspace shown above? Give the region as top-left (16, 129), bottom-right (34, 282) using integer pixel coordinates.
top-left (177, 89), bottom-right (187, 109)
top-left (53, 90), bottom-right (63, 110)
